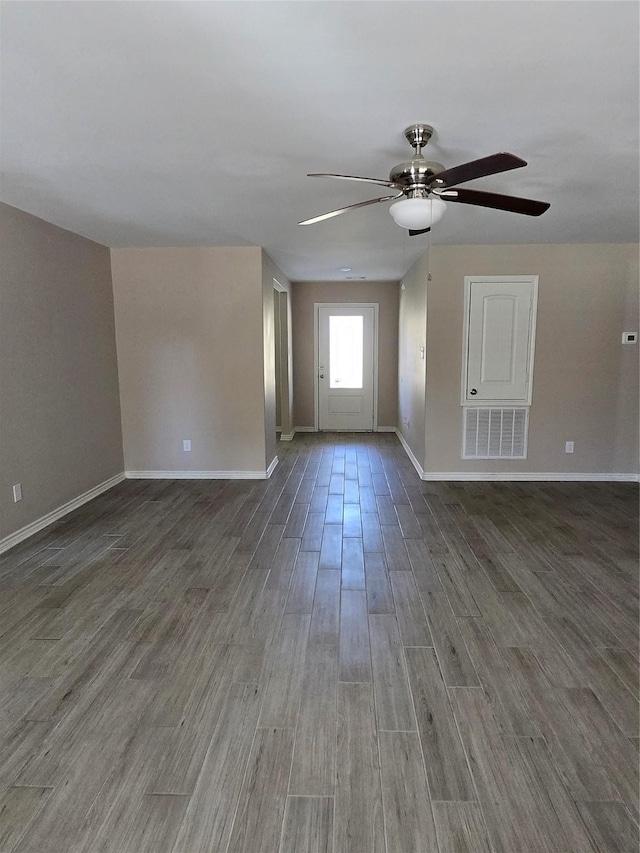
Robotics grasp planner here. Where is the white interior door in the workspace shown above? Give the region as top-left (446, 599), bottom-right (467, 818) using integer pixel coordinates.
top-left (317, 304), bottom-right (377, 431)
top-left (463, 276), bottom-right (537, 404)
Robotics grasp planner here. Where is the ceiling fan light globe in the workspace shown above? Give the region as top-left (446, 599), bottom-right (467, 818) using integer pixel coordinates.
top-left (389, 197), bottom-right (446, 230)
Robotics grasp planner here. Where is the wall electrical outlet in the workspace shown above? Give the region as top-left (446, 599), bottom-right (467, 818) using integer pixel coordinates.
top-left (183, 440), bottom-right (191, 452)
top-left (622, 332), bottom-right (638, 345)
top-left (565, 441), bottom-right (574, 454)
top-left (12, 483), bottom-right (22, 502)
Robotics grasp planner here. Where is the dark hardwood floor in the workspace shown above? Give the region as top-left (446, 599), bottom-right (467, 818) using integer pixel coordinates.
top-left (0, 433), bottom-right (638, 852)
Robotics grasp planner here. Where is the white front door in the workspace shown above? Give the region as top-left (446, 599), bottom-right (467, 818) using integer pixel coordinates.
top-left (317, 304), bottom-right (377, 431)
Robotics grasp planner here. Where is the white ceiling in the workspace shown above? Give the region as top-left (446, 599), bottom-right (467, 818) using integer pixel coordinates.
top-left (1, 1), bottom-right (638, 281)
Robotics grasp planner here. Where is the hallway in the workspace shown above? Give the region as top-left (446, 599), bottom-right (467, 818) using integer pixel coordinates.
top-left (0, 433), bottom-right (637, 852)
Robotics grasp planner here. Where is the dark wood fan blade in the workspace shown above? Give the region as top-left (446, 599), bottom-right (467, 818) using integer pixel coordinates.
top-left (298, 193), bottom-right (401, 226)
top-left (308, 173), bottom-right (400, 188)
top-left (427, 153), bottom-right (527, 188)
top-left (408, 227), bottom-right (431, 236)
top-left (439, 188), bottom-right (550, 216)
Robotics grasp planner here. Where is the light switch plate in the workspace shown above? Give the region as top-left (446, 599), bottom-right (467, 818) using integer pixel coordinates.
top-left (622, 332), bottom-right (638, 344)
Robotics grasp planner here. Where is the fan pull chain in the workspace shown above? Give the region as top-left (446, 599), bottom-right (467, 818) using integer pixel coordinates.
top-left (401, 227), bottom-right (409, 283)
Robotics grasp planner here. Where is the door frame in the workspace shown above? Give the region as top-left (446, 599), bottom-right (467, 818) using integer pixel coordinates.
top-left (313, 302), bottom-right (379, 432)
top-left (273, 278), bottom-right (293, 437)
top-left (461, 275), bottom-right (538, 407)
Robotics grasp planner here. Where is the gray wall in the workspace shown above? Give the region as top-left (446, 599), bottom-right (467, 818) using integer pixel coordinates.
top-left (3, 201), bottom-right (635, 553)
top-left (0, 203), bottom-right (123, 542)
top-left (291, 280), bottom-right (400, 429)
top-left (613, 250), bottom-right (640, 474)
top-left (397, 253), bottom-right (429, 467)
top-left (398, 242), bottom-right (639, 476)
top-left (111, 246), bottom-right (270, 474)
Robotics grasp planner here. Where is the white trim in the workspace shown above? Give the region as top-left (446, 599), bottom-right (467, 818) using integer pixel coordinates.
top-left (126, 468), bottom-right (276, 480)
top-left (282, 425), bottom-right (399, 440)
top-left (419, 471), bottom-right (639, 482)
top-left (461, 275), bottom-right (538, 407)
top-left (276, 431), bottom-right (637, 482)
top-left (266, 456), bottom-right (279, 478)
top-left (314, 308), bottom-right (319, 432)
top-left (279, 426), bottom-right (316, 440)
top-left (394, 428), bottom-right (426, 478)
top-left (392, 427), bottom-right (638, 482)
top-left (0, 472), bottom-right (125, 556)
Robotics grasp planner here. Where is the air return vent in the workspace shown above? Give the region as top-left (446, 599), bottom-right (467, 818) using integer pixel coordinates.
top-left (463, 407), bottom-right (529, 459)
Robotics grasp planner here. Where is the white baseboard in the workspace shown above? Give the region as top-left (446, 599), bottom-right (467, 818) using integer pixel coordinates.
top-left (278, 427), bottom-right (639, 483)
top-left (0, 472), bottom-right (126, 556)
top-left (279, 427), bottom-right (316, 440)
top-left (125, 466), bottom-right (277, 480)
top-left (420, 471), bottom-right (640, 482)
top-left (394, 429), bottom-right (427, 478)
top-left (392, 429), bottom-right (638, 482)
top-left (281, 426), bottom-right (398, 440)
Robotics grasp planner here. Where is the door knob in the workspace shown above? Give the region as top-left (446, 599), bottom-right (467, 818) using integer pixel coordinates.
top-left (320, 374), bottom-right (324, 379)
top-left (470, 388), bottom-right (478, 395)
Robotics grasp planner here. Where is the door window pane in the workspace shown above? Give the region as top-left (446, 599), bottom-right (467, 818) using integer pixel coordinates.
top-left (329, 315), bottom-right (363, 388)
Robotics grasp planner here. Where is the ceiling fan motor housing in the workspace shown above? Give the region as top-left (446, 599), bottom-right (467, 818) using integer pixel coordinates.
top-left (391, 124), bottom-right (444, 193)
top-left (389, 159), bottom-right (445, 193)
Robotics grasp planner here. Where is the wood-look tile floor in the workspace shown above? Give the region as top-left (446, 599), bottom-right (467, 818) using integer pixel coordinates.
top-left (0, 433), bottom-right (638, 853)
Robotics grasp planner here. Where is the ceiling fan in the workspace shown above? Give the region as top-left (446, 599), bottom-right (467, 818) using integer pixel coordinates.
top-left (298, 124), bottom-right (550, 235)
